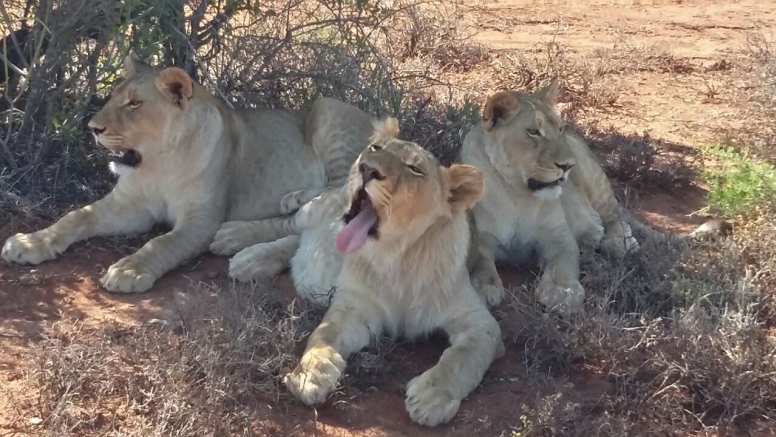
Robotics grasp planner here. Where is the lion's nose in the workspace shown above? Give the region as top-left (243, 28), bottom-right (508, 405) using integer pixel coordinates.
top-left (555, 162), bottom-right (574, 172)
top-left (359, 162), bottom-right (385, 183)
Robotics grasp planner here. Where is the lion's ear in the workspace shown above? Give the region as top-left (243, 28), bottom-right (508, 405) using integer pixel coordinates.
top-left (370, 117), bottom-right (400, 144)
top-left (482, 91), bottom-right (520, 132)
top-left (532, 77), bottom-right (561, 107)
top-left (446, 164), bottom-right (484, 214)
top-left (123, 52), bottom-right (150, 78)
top-left (155, 67), bottom-right (194, 109)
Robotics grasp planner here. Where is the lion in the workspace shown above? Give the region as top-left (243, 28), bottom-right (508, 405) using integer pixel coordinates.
top-left (283, 118), bottom-right (505, 426)
top-left (461, 78), bottom-right (729, 314)
top-left (1, 53), bottom-right (375, 293)
top-left (223, 118), bottom-right (505, 307)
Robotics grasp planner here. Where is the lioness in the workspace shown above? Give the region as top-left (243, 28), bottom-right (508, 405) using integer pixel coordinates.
top-left (1, 53), bottom-right (374, 293)
top-left (283, 117), bottom-right (505, 426)
top-left (462, 79), bottom-right (726, 313)
top-left (222, 119), bottom-right (504, 306)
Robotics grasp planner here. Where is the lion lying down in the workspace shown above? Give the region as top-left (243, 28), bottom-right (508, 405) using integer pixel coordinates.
top-left (462, 78), bottom-right (730, 314)
top-left (283, 118), bottom-right (505, 426)
top-left (1, 53), bottom-right (374, 293)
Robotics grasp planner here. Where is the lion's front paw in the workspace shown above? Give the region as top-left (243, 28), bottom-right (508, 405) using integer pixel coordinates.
top-left (2, 232), bottom-right (63, 265)
top-left (280, 190), bottom-right (306, 215)
top-left (228, 244), bottom-right (287, 282)
top-left (535, 275), bottom-right (585, 314)
top-left (209, 222), bottom-right (252, 255)
top-left (405, 369), bottom-right (461, 427)
top-left (284, 349), bottom-right (346, 406)
top-left (471, 273), bottom-right (505, 308)
top-left (100, 257), bottom-right (156, 293)
top-left (601, 232), bottom-right (640, 260)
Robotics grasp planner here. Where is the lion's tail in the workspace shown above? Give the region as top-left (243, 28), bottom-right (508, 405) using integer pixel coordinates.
top-left (627, 216), bottom-right (733, 244)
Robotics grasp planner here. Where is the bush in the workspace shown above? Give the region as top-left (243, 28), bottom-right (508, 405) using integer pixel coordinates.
top-left (703, 145), bottom-right (776, 218)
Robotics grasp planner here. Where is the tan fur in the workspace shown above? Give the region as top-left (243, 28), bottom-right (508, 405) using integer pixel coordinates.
top-left (237, 120), bottom-right (504, 306)
top-left (284, 119), bottom-right (504, 427)
top-left (461, 79), bottom-right (640, 314)
top-left (1, 53), bottom-right (374, 292)
top-left (463, 79), bottom-right (730, 314)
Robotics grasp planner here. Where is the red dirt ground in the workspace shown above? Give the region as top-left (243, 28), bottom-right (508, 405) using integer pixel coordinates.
top-left (2, 0), bottom-right (772, 435)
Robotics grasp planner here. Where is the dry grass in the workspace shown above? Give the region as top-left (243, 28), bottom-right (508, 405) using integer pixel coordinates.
top-left (500, 219), bottom-right (776, 436)
top-left (579, 124), bottom-right (699, 197)
top-left (718, 28), bottom-right (776, 163)
top-left (4, 284), bottom-right (324, 436)
top-left (463, 35), bottom-right (695, 119)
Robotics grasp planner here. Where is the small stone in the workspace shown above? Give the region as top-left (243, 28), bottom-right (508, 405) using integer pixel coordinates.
top-left (29, 417), bottom-right (43, 425)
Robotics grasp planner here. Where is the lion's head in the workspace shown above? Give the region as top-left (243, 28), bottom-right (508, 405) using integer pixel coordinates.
top-left (87, 53), bottom-right (199, 171)
top-left (335, 117), bottom-right (484, 255)
top-left (480, 78), bottom-right (575, 200)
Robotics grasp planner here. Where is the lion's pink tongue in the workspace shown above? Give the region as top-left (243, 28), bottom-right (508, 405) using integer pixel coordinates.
top-left (336, 204), bottom-right (377, 254)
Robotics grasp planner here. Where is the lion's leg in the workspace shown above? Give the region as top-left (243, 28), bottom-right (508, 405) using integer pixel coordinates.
top-left (535, 224), bottom-right (585, 314)
top-left (100, 214), bottom-right (220, 293)
top-left (209, 216), bottom-right (301, 256)
top-left (284, 295), bottom-right (381, 405)
top-left (210, 188), bottom-right (343, 256)
top-left (600, 218), bottom-right (639, 259)
top-left (405, 299), bottom-right (504, 427)
top-left (278, 180), bottom-right (348, 217)
top-left (569, 139), bottom-right (639, 258)
top-left (279, 187), bottom-right (327, 215)
top-left (591, 192), bottom-right (638, 259)
top-left (227, 235), bottom-right (300, 282)
top-left (469, 231), bottom-right (504, 308)
top-left (2, 191), bottom-right (154, 265)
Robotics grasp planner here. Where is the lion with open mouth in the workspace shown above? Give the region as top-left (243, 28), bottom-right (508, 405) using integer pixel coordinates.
top-left (283, 118), bottom-right (505, 426)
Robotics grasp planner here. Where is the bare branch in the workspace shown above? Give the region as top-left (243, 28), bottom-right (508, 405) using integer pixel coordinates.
top-left (171, 26), bottom-right (235, 110)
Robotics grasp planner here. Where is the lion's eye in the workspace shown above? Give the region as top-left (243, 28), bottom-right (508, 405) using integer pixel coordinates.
top-left (559, 126), bottom-right (565, 133)
top-left (407, 164), bottom-right (424, 176)
top-left (369, 144), bottom-right (382, 151)
top-left (127, 100), bottom-right (142, 109)
top-left (526, 128), bottom-right (540, 137)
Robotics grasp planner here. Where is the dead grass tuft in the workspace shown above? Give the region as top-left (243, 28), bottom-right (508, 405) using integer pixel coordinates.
top-left (6, 283), bottom-right (324, 436)
top-left (481, 38), bottom-right (695, 118)
top-left (722, 28), bottom-right (776, 163)
top-left (390, 2), bottom-right (489, 73)
top-left (501, 211), bottom-right (776, 435)
top-left (573, 123), bottom-right (698, 195)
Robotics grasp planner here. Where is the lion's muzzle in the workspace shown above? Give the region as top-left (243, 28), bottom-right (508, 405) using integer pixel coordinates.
top-left (527, 177), bottom-right (564, 191)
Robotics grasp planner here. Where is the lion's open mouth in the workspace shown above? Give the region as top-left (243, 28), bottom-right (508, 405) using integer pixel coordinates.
top-left (527, 177), bottom-right (564, 191)
top-left (108, 149), bottom-right (142, 168)
top-left (336, 187), bottom-right (379, 255)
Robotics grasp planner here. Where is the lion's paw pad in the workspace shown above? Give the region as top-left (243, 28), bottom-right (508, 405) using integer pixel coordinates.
top-left (228, 245), bottom-right (286, 282)
top-left (279, 190), bottom-right (306, 215)
top-left (535, 278), bottom-right (585, 315)
top-left (209, 222), bottom-right (252, 255)
top-left (471, 276), bottom-right (505, 308)
top-left (1, 233), bottom-right (61, 265)
top-left (284, 353), bottom-right (344, 405)
top-left (405, 371), bottom-right (460, 427)
top-left (602, 233), bottom-right (640, 259)
top-left (100, 260), bottom-right (155, 294)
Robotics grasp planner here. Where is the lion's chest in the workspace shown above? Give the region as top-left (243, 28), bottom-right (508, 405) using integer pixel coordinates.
top-left (474, 182), bottom-right (552, 256)
top-left (114, 166), bottom-right (214, 227)
top-left (349, 269), bottom-right (467, 340)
